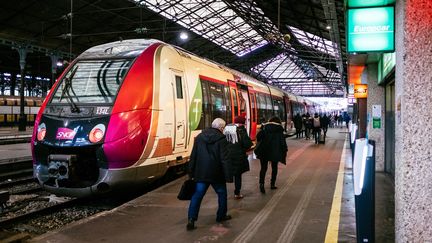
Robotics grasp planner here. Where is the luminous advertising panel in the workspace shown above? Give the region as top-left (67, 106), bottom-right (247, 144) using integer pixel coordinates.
top-left (347, 7), bottom-right (394, 53)
top-left (347, 0), bottom-right (395, 8)
top-left (354, 84), bottom-right (368, 98)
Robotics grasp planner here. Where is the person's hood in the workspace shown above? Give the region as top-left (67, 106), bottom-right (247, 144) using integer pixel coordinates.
top-left (199, 128), bottom-right (226, 144)
top-left (263, 122), bottom-right (284, 133)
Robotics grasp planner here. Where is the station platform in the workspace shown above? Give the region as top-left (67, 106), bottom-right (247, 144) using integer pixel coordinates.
top-left (0, 126), bottom-right (33, 139)
top-left (30, 128), bottom-right (394, 243)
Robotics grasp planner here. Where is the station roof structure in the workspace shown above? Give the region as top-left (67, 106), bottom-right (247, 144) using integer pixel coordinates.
top-left (0, 0), bottom-right (347, 97)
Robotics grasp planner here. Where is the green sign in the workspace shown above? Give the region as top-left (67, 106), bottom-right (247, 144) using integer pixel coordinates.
top-left (347, 0), bottom-right (395, 8)
top-left (372, 118), bottom-right (381, 128)
top-left (347, 6), bottom-right (395, 53)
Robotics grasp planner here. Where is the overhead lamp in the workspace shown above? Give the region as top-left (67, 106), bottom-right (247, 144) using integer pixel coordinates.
top-left (180, 32), bottom-right (188, 40)
top-left (56, 61), bottom-right (63, 67)
top-left (326, 25), bottom-right (331, 30)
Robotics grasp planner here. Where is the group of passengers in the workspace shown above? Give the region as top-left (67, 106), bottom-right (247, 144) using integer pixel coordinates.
top-left (293, 113), bottom-right (330, 144)
top-left (186, 116), bottom-right (287, 231)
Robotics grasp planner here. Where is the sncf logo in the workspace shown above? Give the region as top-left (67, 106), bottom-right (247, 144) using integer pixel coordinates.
top-left (56, 127), bottom-right (77, 140)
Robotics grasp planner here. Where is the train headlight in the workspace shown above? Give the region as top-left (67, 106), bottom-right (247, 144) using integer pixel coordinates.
top-left (89, 124), bottom-right (106, 143)
top-left (37, 123), bottom-right (47, 141)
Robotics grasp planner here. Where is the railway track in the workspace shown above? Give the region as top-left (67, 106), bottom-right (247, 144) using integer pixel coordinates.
top-left (0, 157), bottom-right (33, 183)
top-left (0, 197), bottom-right (80, 229)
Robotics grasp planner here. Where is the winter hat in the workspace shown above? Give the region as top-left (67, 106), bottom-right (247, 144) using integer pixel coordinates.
top-left (234, 116), bottom-right (246, 124)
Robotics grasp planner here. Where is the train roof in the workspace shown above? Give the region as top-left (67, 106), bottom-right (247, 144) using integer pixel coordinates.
top-left (77, 39), bottom-right (308, 101)
top-left (77, 39), bottom-right (162, 59)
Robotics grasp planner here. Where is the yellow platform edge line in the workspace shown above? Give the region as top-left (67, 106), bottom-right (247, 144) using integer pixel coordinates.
top-left (324, 137), bottom-right (348, 243)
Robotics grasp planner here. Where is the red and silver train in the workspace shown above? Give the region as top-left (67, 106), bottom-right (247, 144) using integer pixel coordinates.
top-left (32, 39), bottom-right (318, 197)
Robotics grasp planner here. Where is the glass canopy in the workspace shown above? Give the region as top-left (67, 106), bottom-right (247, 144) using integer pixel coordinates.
top-left (138, 0), bottom-right (268, 56)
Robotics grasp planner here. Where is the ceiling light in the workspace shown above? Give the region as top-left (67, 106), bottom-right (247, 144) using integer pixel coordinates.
top-left (180, 32), bottom-right (188, 40)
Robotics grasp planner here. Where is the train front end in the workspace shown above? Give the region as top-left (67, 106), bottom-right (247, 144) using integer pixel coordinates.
top-left (32, 40), bottom-right (160, 197)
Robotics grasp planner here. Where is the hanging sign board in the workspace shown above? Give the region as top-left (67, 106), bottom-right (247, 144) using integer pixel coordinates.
top-left (347, 6), bottom-right (395, 53)
top-left (354, 84), bottom-right (368, 98)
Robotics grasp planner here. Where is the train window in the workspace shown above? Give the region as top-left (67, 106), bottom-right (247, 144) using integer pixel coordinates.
top-left (224, 86), bottom-right (232, 123)
top-left (209, 83), bottom-right (226, 121)
top-left (273, 98), bottom-right (284, 120)
top-left (50, 59), bottom-right (132, 104)
top-left (231, 89), bottom-right (238, 117)
top-left (265, 95), bottom-right (273, 119)
top-left (250, 93), bottom-right (256, 122)
top-left (175, 76), bottom-right (183, 99)
top-left (256, 93), bottom-right (267, 123)
top-left (198, 81), bottom-right (211, 129)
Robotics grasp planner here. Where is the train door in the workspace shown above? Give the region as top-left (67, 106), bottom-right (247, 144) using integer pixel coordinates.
top-left (247, 87), bottom-right (258, 140)
top-left (171, 71), bottom-right (187, 151)
top-left (228, 80), bottom-right (239, 120)
top-left (237, 87), bottom-right (251, 133)
top-left (283, 95), bottom-right (293, 133)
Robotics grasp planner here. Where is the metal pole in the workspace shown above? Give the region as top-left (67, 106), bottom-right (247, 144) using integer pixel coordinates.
top-left (50, 55), bottom-right (59, 89)
top-left (16, 47), bottom-right (28, 131)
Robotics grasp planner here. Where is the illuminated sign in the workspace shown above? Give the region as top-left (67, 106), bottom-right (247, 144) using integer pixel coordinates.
top-left (56, 127), bottom-right (77, 140)
top-left (354, 84), bottom-right (368, 98)
top-left (347, 0), bottom-right (395, 8)
top-left (347, 7), bottom-right (394, 53)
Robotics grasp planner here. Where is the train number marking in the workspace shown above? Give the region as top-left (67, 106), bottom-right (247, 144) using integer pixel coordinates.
top-left (96, 107), bottom-right (110, 115)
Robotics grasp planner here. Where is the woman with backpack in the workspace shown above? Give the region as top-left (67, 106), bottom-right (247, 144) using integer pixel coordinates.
top-left (254, 116), bottom-right (288, 193)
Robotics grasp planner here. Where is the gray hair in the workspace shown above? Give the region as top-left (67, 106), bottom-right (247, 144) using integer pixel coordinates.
top-left (212, 118), bottom-right (226, 130)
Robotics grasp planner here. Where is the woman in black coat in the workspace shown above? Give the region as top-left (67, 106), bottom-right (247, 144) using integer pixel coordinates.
top-left (224, 116), bottom-right (253, 199)
top-left (254, 116), bottom-right (288, 193)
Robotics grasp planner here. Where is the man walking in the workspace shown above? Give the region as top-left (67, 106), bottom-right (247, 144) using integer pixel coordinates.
top-left (187, 118), bottom-right (233, 230)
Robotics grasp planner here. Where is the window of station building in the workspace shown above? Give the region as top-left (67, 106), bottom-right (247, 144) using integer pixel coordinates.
top-left (175, 76), bottom-right (183, 99)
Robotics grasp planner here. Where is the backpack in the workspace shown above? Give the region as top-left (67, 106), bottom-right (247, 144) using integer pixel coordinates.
top-left (313, 117), bottom-right (320, 127)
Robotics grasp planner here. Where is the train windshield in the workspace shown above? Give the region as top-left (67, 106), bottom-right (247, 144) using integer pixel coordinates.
top-left (50, 59), bottom-right (132, 104)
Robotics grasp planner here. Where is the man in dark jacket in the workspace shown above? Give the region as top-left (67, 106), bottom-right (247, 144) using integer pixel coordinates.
top-left (293, 113), bottom-right (303, 138)
top-left (255, 116), bottom-right (288, 193)
top-left (187, 118), bottom-right (233, 230)
top-left (224, 116), bottom-right (253, 199)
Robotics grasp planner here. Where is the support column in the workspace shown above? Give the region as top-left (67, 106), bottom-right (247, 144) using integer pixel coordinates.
top-left (395, 0), bottom-right (432, 241)
top-left (49, 54), bottom-right (59, 89)
top-left (14, 46), bottom-right (28, 131)
top-left (365, 63), bottom-right (385, 171)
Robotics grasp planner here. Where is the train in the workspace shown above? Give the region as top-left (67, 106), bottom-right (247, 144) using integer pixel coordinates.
top-left (31, 39), bottom-right (319, 197)
top-left (0, 96), bottom-right (43, 126)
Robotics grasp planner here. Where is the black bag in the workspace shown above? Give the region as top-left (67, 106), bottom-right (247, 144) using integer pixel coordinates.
top-left (177, 179), bottom-right (196, 200)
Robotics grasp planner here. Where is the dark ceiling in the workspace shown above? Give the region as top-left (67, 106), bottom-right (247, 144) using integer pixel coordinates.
top-left (0, 0), bottom-right (347, 97)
